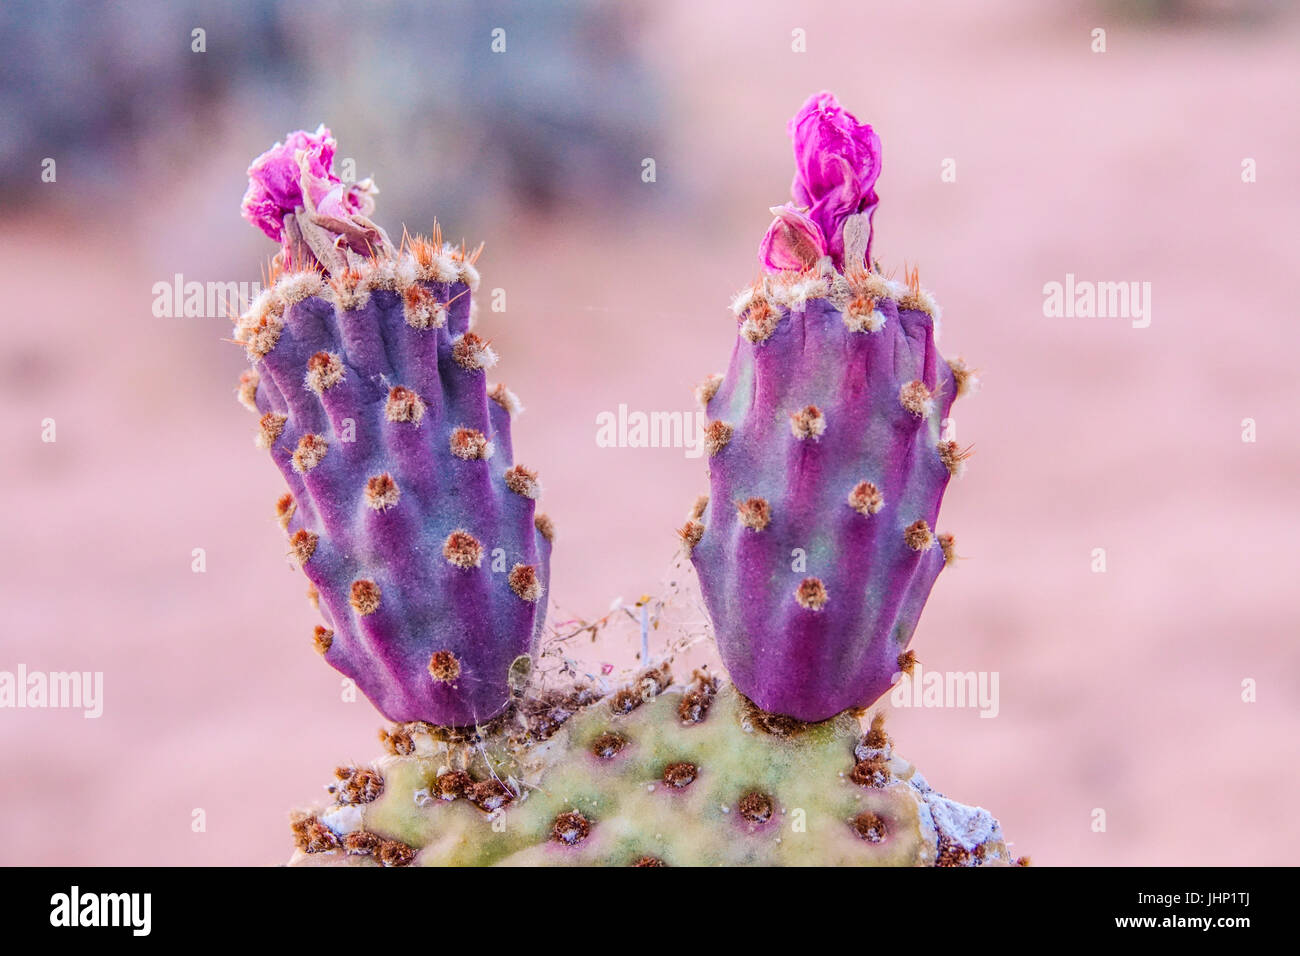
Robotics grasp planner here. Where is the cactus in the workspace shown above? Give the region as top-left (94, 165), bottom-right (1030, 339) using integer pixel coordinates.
top-left (685, 92), bottom-right (977, 722)
top-left (287, 671), bottom-right (1017, 867)
top-left (234, 126), bottom-right (551, 727)
top-left (229, 105), bottom-right (1012, 866)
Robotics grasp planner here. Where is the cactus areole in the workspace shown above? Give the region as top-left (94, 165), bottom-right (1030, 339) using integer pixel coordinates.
top-left (235, 125), bottom-right (552, 727)
top-left (688, 92), bottom-right (975, 722)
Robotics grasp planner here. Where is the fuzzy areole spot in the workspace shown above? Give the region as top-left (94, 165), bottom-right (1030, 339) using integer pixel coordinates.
top-left (449, 426), bottom-right (493, 461)
top-left (305, 351), bottom-right (345, 394)
top-left (609, 664), bottom-right (672, 716)
top-left (695, 373), bottom-right (723, 408)
top-left (488, 382), bottom-right (522, 415)
top-left (289, 528), bottom-right (318, 565)
top-left (843, 294), bottom-right (884, 333)
top-left (534, 512), bottom-right (555, 542)
top-left (937, 440), bottom-right (972, 478)
top-left (508, 563), bottom-right (542, 602)
top-left (442, 530), bottom-right (484, 569)
top-left (947, 356), bottom-right (979, 398)
top-left (903, 519), bottom-right (934, 552)
top-left (898, 380), bottom-right (934, 418)
top-left (609, 687), bottom-right (641, 715)
top-left (428, 649), bottom-right (461, 683)
top-left (848, 480), bottom-right (884, 516)
top-left (350, 579), bottom-right (381, 615)
top-left (290, 813), bottom-right (338, 853)
top-left (851, 811), bottom-right (888, 844)
top-left (898, 265), bottom-right (936, 317)
top-left (632, 856), bottom-right (666, 867)
top-left (385, 385), bottom-right (426, 424)
top-left (739, 695), bottom-right (823, 738)
top-left (738, 791), bottom-right (774, 824)
top-left (276, 268), bottom-right (325, 303)
top-left (257, 411), bottom-right (287, 449)
top-left (434, 769), bottom-right (472, 801)
top-left (364, 473), bottom-right (400, 511)
top-left (862, 711), bottom-right (891, 750)
top-left (789, 405), bottom-right (826, 440)
top-left (677, 671), bottom-right (719, 724)
top-left (408, 229), bottom-right (461, 283)
top-left (342, 831), bottom-right (381, 856)
top-left (504, 465), bottom-right (540, 499)
top-left (237, 369), bottom-right (260, 411)
top-left (590, 732), bottom-right (627, 759)
top-left (936, 837), bottom-right (972, 867)
top-left (329, 269), bottom-right (370, 311)
top-left (704, 420), bottom-right (734, 457)
top-left (402, 284), bottom-right (447, 330)
top-left (736, 497), bottom-right (772, 531)
top-left (552, 810), bottom-right (591, 846)
top-left (292, 434), bottom-right (328, 473)
top-left (334, 767), bottom-right (384, 805)
top-left (677, 520), bottom-right (704, 552)
top-left (275, 492), bottom-right (296, 529)
top-left (777, 273), bottom-right (829, 310)
top-left (897, 650), bottom-right (917, 677)
top-left (379, 726), bottom-right (414, 756)
top-left (466, 778), bottom-right (514, 813)
top-left (452, 331), bottom-right (498, 371)
top-left (662, 762), bottom-right (698, 789)
top-left (739, 298), bottom-right (780, 343)
top-left (850, 755), bottom-right (890, 788)
top-left (238, 310), bottom-right (284, 360)
top-left (376, 840), bottom-right (416, 867)
top-left (312, 626), bottom-right (333, 655)
top-left (938, 533), bottom-right (957, 567)
top-left (795, 576), bottom-right (828, 611)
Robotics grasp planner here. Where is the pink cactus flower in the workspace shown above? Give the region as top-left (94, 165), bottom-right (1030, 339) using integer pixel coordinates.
top-left (240, 125), bottom-right (369, 241)
top-left (760, 92), bottom-right (882, 271)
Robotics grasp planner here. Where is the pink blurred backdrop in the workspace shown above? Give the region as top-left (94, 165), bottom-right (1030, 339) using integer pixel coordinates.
top-left (2, 0), bottom-right (1298, 865)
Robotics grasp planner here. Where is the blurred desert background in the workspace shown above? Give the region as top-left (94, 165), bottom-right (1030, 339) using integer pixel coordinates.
top-left (1, 0), bottom-right (1297, 865)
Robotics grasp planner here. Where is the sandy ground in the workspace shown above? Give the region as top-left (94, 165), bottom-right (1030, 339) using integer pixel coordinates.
top-left (1, 0), bottom-right (1298, 864)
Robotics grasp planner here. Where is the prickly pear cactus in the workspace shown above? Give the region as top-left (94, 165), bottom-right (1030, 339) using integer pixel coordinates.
top-left (227, 101), bottom-right (1017, 868)
top-left (234, 126), bottom-right (550, 727)
top-left (685, 92), bottom-right (977, 722)
top-left (288, 671), bottom-right (1018, 867)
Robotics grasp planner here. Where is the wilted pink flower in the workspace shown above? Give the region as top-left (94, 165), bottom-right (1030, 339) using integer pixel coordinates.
top-left (240, 125), bottom-right (368, 241)
top-left (759, 204), bottom-right (827, 271)
top-left (762, 92), bottom-right (882, 271)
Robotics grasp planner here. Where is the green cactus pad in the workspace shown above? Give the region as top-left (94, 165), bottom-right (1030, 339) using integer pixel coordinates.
top-left (288, 674), bottom-right (1015, 867)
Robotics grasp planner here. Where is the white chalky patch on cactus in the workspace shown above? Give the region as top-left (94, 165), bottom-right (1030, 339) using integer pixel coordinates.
top-left (320, 804), bottom-right (364, 836)
top-left (924, 794), bottom-right (999, 852)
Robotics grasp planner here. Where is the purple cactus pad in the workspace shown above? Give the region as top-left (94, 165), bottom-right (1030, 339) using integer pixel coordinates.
top-left (235, 131), bottom-right (551, 727)
top-left (692, 97), bottom-right (969, 722)
top-left (692, 273), bottom-right (960, 721)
